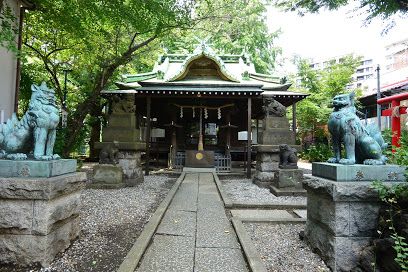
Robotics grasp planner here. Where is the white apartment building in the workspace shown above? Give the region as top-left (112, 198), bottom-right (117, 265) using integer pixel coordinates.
top-left (309, 55), bottom-right (376, 91)
top-left (382, 38), bottom-right (408, 87)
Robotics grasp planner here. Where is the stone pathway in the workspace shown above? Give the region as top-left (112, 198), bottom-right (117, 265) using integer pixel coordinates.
top-left (136, 172), bottom-right (248, 272)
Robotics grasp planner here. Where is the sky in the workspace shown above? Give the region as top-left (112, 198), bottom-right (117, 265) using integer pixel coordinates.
top-left (266, 5), bottom-right (408, 74)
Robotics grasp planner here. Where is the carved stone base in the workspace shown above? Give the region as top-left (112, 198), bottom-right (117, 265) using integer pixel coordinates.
top-left (0, 159), bottom-right (77, 178)
top-left (312, 162), bottom-right (406, 182)
top-left (0, 172), bottom-right (86, 267)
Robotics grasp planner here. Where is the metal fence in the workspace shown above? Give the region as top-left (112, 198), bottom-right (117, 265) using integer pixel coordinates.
top-left (173, 152), bottom-right (231, 173)
top-left (214, 153), bottom-right (231, 172)
top-left (174, 151), bottom-right (185, 170)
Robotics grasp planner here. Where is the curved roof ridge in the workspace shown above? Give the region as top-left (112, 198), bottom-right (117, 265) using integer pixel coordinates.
top-left (165, 42), bottom-right (240, 82)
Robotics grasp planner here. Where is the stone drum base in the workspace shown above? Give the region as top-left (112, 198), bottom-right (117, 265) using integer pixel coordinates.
top-left (0, 172), bottom-right (86, 266)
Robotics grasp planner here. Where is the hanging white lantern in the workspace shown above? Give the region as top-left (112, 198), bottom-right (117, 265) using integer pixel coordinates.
top-left (204, 108), bottom-right (208, 119)
top-left (180, 107), bottom-right (183, 118)
top-left (217, 108), bottom-right (221, 120)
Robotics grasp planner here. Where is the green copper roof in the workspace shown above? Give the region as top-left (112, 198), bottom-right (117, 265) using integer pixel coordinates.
top-left (122, 72), bottom-right (157, 83)
top-left (115, 41), bottom-right (291, 93)
top-left (164, 41), bottom-right (239, 82)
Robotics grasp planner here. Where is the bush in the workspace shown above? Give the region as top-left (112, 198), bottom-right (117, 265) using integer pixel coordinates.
top-left (383, 129), bottom-right (408, 168)
top-left (300, 143), bottom-right (333, 162)
top-left (372, 181), bottom-right (408, 270)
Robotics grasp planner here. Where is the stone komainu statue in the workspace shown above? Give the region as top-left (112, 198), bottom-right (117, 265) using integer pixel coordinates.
top-left (99, 142), bottom-right (120, 165)
top-left (327, 92), bottom-right (387, 165)
top-left (279, 144), bottom-right (298, 169)
top-left (111, 94), bottom-right (135, 113)
top-left (0, 82), bottom-right (60, 160)
top-left (262, 98), bottom-right (286, 117)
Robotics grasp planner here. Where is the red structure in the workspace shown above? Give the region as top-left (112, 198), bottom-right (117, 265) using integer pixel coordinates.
top-left (377, 92), bottom-right (408, 148)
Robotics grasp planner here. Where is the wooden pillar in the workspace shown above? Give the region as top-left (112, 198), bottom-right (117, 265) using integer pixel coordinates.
top-left (256, 119), bottom-right (259, 144)
top-left (145, 96), bottom-right (151, 175)
top-left (292, 102), bottom-right (297, 137)
top-left (170, 127), bottom-right (177, 168)
top-left (247, 97), bottom-right (252, 178)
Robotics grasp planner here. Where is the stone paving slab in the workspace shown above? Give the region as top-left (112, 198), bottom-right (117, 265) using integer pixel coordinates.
top-left (230, 209), bottom-right (294, 220)
top-left (194, 248), bottom-right (248, 272)
top-left (196, 173), bottom-right (240, 249)
top-left (293, 209), bottom-right (307, 219)
top-left (156, 210), bottom-right (196, 237)
top-left (136, 234), bottom-right (195, 272)
top-left (169, 182), bottom-right (199, 212)
top-left (135, 172), bottom-right (247, 272)
top-left (196, 215), bottom-right (239, 248)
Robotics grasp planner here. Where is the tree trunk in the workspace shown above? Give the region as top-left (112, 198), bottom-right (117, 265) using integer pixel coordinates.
top-left (88, 116), bottom-right (102, 161)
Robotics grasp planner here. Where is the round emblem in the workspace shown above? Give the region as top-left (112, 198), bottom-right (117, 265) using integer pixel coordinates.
top-left (335, 113), bottom-right (342, 119)
top-left (196, 152), bottom-right (203, 160)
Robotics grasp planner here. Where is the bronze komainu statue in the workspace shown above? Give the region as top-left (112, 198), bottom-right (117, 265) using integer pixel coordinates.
top-left (327, 92), bottom-right (387, 165)
top-left (0, 82), bottom-right (60, 160)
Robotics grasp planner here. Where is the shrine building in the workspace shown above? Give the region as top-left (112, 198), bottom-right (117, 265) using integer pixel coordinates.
top-left (101, 42), bottom-right (308, 177)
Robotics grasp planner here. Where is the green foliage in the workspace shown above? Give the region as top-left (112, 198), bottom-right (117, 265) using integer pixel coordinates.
top-left (372, 180), bottom-right (408, 270)
top-left (0, 1), bottom-right (18, 54)
top-left (292, 56), bottom-right (362, 144)
top-left (21, 0), bottom-right (197, 155)
top-left (300, 143), bottom-right (333, 162)
top-left (392, 233), bottom-right (408, 270)
top-left (20, 0), bottom-right (278, 156)
top-left (53, 124), bottom-right (89, 157)
top-left (382, 129), bottom-right (408, 167)
top-left (163, 0), bottom-right (280, 73)
top-left (272, 0), bottom-right (408, 23)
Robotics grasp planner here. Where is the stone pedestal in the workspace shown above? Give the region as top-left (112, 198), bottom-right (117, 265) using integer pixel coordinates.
top-left (269, 169), bottom-right (306, 196)
top-left (95, 109), bottom-right (145, 186)
top-left (118, 151), bottom-right (143, 186)
top-left (91, 164), bottom-right (125, 189)
top-left (304, 163), bottom-right (407, 271)
top-left (0, 160), bottom-right (86, 267)
top-left (253, 115), bottom-right (300, 188)
top-left (259, 116), bottom-right (296, 144)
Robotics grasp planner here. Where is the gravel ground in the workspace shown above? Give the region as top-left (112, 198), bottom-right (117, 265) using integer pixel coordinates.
top-left (220, 177), bottom-right (306, 205)
top-left (1, 174), bottom-right (175, 272)
top-left (244, 223), bottom-right (330, 272)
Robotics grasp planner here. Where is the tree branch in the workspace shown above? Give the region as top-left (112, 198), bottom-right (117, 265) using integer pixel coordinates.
top-left (24, 42), bottom-right (64, 102)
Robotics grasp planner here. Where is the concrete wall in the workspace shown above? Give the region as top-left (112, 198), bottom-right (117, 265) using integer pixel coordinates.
top-left (0, 0), bottom-right (21, 123)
